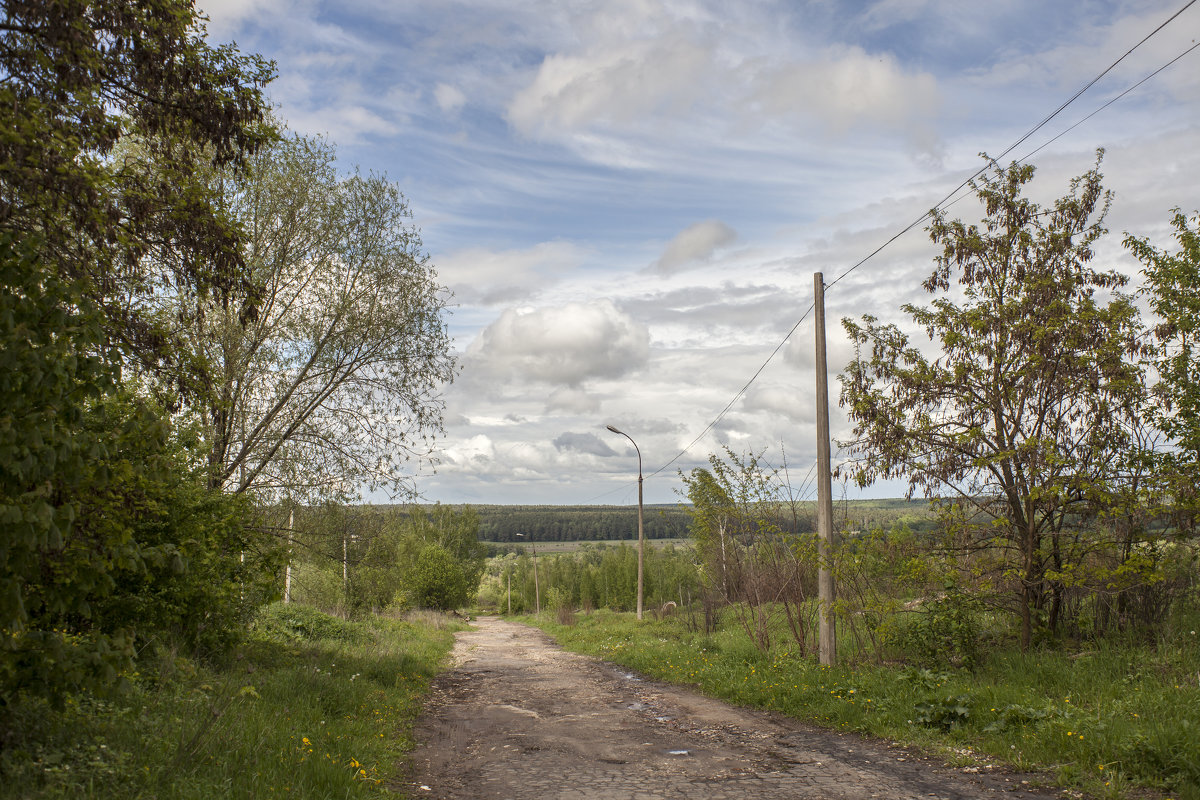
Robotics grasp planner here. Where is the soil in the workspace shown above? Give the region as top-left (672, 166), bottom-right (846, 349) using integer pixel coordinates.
top-left (407, 616), bottom-right (1066, 800)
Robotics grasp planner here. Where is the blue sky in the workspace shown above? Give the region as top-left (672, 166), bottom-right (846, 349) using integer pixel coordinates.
top-left (198, 0), bottom-right (1200, 505)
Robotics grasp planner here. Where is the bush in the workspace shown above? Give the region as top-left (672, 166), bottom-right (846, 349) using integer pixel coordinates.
top-left (406, 545), bottom-right (470, 610)
top-left (892, 588), bottom-right (983, 669)
top-left (252, 603), bottom-right (371, 644)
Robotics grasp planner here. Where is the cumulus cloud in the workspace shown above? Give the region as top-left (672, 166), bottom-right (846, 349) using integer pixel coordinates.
top-left (652, 220), bottom-right (738, 274)
top-left (467, 299), bottom-right (650, 386)
top-left (553, 432), bottom-right (618, 456)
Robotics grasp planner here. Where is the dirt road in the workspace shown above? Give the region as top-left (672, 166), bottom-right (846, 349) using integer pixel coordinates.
top-left (408, 617), bottom-right (1061, 800)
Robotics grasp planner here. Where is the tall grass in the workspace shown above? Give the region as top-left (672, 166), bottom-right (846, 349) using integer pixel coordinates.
top-left (0, 604), bottom-right (462, 799)
top-left (533, 605), bottom-right (1200, 800)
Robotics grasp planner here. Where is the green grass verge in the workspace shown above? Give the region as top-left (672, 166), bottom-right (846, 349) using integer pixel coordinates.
top-left (528, 608), bottom-right (1200, 800)
top-left (1, 604), bottom-right (462, 799)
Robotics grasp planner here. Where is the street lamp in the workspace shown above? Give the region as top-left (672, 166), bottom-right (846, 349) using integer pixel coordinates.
top-left (605, 425), bottom-right (644, 621)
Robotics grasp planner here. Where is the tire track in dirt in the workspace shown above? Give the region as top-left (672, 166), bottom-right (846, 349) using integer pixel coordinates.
top-left (407, 617), bottom-right (1064, 800)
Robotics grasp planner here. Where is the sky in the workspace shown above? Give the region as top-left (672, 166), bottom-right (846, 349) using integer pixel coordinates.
top-left (196, 0), bottom-right (1200, 506)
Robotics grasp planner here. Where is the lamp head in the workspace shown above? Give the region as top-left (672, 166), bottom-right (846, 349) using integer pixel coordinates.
top-left (606, 424), bottom-right (622, 435)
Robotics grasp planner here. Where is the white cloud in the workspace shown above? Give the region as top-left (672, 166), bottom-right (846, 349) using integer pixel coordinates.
top-left (466, 299), bottom-right (650, 386)
top-left (504, 4), bottom-right (943, 153)
top-left (742, 384), bottom-right (815, 424)
top-left (196, 0), bottom-right (286, 38)
top-left (553, 431), bottom-right (618, 456)
top-left (743, 47), bottom-right (941, 138)
top-left (652, 219), bottom-right (738, 274)
top-left (434, 83), bottom-right (467, 113)
top-left (507, 35), bottom-right (714, 137)
top-left (547, 386), bottom-right (601, 414)
top-left (437, 241), bottom-right (585, 305)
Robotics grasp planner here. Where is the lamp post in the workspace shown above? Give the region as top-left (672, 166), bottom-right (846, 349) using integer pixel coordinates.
top-left (605, 425), bottom-right (644, 621)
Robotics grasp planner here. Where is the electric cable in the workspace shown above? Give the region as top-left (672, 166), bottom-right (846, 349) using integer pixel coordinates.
top-left (610, 0), bottom-right (1199, 493)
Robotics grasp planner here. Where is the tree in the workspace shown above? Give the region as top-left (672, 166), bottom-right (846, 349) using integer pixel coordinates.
top-left (0, 0), bottom-right (274, 704)
top-left (681, 448), bottom-right (816, 651)
top-left (840, 154), bottom-right (1145, 650)
top-left (151, 133), bottom-right (455, 503)
top-left (1125, 209), bottom-right (1200, 534)
top-left (406, 546), bottom-right (471, 611)
top-left (0, 0), bottom-right (274, 379)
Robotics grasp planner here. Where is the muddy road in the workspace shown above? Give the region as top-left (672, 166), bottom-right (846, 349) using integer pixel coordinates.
top-left (408, 617), bottom-right (1060, 800)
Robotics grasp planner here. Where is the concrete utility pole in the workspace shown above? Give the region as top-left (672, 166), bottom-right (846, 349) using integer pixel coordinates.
top-left (532, 541), bottom-right (540, 615)
top-left (814, 272), bottom-right (837, 666)
top-left (605, 425), bottom-right (644, 621)
top-left (284, 507), bottom-right (293, 603)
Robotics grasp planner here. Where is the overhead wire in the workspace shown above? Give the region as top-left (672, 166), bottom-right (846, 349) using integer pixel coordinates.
top-left (827, 0), bottom-right (1197, 289)
top-left (602, 0), bottom-right (1199, 497)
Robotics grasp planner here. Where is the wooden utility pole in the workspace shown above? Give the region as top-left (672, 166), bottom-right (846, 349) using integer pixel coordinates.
top-left (814, 272), bottom-right (837, 666)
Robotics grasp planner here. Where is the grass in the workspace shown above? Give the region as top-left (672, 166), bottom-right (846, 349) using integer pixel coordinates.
top-left (527, 606), bottom-right (1200, 800)
top-left (0, 604), bottom-right (463, 799)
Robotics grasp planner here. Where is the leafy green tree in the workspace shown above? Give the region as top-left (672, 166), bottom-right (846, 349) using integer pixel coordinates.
top-left (0, 235), bottom-right (124, 702)
top-left (407, 545), bottom-right (470, 611)
top-left (840, 154), bottom-right (1145, 649)
top-left (0, 0), bottom-right (273, 381)
top-left (1125, 209), bottom-right (1200, 533)
top-left (1, 238), bottom-right (278, 703)
top-left (0, 0), bottom-right (275, 705)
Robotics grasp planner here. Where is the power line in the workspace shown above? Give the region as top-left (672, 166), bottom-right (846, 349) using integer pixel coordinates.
top-left (637, 0), bottom-right (1197, 483)
top-left (828, 0), bottom-right (1197, 290)
top-left (646, 301), bottom-right (815, 479)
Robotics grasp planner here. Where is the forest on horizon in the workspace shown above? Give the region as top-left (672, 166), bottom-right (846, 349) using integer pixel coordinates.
top-left (374, 498), bottom-right (940, 542)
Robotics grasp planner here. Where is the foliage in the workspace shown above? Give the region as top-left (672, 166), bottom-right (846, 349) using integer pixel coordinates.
top-left (0, 606), bottom-right (459, 798)
top-left (913, 694), bottom-right (972, 730)
top-left (251, 603), bottom-right (369, 644)
top-left (0, 234), bottom-right (127, 702)
top-left (474, 503), bottom-right (694, 542)
top-left (145, 131), bottom-right (456, 503)
top-left (1, 0), bottom-right (280, 709)
top-left (287, 504), bottom-right (485, 614)
top-left (479, 542), bottom-right (701, 616)
top-left (891, 588), bottom-right (985, 670)
top-left (681, 447), bottom-right (817, 652)
top-left (0, 0), bottom-right (273, 384)
top-left (2, 382), bottom-right (277, 707)
top-left (1125, 208), bottom-right (1200, 533)
top-left (840, 153), bottom-right (1147, 649)
top-left (406, 546), bottom-right (472, 611)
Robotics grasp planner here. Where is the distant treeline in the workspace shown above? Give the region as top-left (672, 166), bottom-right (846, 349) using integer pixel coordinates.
top-left (471, 504), bottom-right (694, 542)
top-left (364, 499), bottom-right (939, 543)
